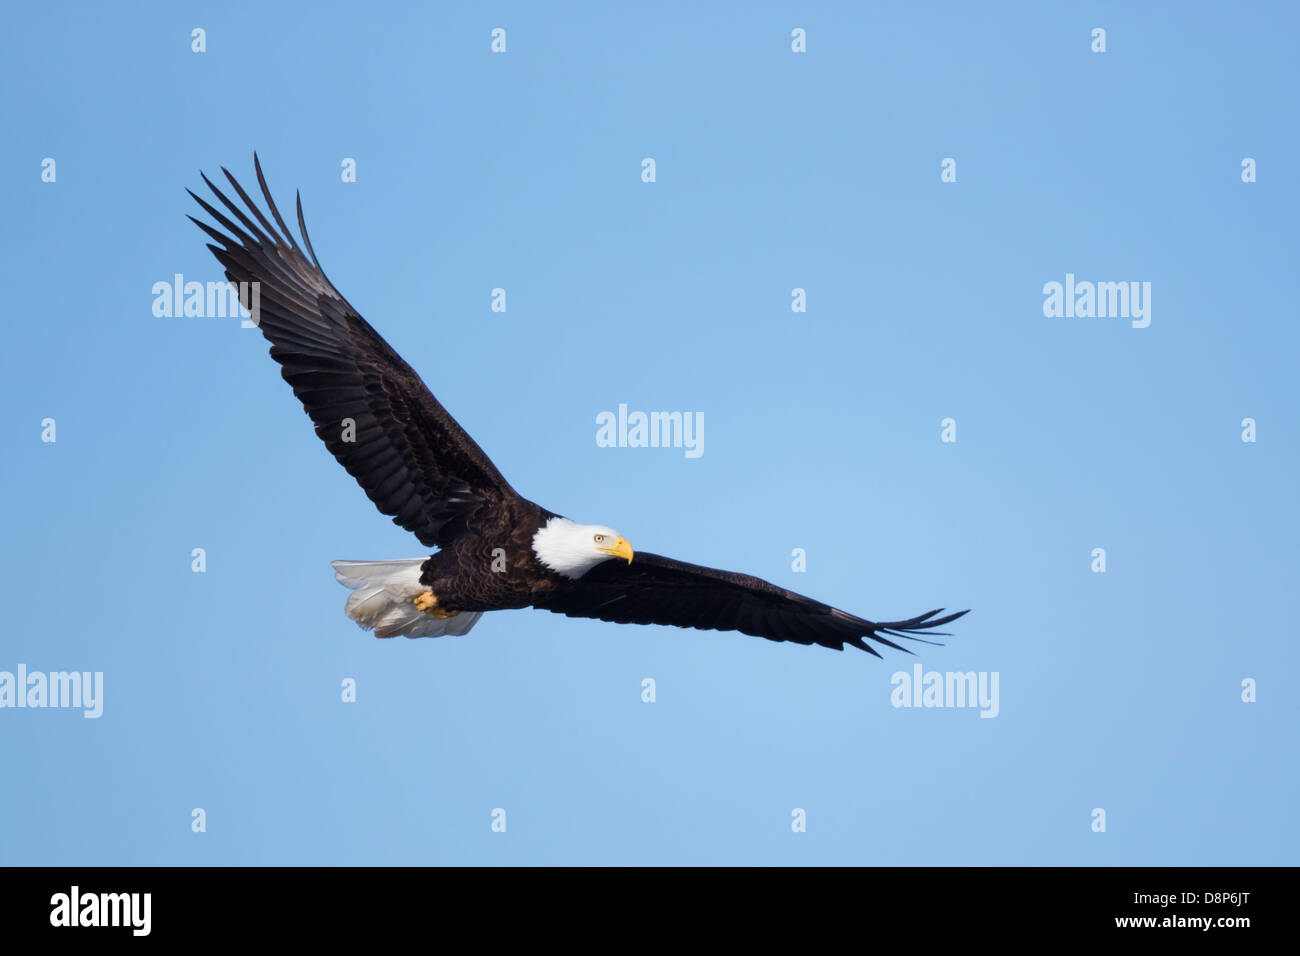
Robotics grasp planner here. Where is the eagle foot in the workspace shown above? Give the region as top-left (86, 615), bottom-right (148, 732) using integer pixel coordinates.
top-left (413, 590), bottom-right (459, 619)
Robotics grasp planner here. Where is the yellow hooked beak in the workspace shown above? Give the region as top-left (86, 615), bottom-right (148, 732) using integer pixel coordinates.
top-left (599, 536), bottom-right (634, 564)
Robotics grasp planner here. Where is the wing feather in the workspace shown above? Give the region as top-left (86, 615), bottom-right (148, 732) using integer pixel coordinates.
top-left (190, 155), bottom-right (519, 547)
top-left (536, 551), bottom-right (968, 655)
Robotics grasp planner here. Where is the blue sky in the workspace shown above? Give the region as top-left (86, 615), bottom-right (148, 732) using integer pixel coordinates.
top-left (1, 1), bottom-right (1296, 865)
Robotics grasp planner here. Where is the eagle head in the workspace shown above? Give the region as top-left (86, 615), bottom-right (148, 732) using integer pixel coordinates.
top-left (532, 517), bottom-right (634, 579)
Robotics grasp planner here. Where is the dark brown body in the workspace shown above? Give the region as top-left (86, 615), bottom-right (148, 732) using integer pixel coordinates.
top-left (419, 497), bottom-right (563, 612)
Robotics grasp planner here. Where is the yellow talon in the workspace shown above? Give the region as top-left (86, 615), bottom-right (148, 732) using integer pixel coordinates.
top-left (414, 590), bottom-right (460, 619)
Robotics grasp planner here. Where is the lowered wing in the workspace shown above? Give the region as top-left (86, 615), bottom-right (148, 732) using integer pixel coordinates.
top-left (535, 551), bottom-right (968, 656)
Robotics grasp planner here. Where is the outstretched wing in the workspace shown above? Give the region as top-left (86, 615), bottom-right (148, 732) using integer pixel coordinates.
top-left (535, 552), bottom-right (968, 656)
top-left (189, 155), bottom-right (519, 548)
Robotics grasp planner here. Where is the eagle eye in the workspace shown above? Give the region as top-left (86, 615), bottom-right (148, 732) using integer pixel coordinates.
top-left (594, 534), bottom-right (605, 543)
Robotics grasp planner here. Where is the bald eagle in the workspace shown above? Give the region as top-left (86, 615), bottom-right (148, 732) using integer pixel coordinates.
top-left (189, 157), bottom-right (968, 656)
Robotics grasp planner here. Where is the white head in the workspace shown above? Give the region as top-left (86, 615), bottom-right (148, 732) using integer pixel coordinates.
top-left (532, 517), bottom-right (635, 579)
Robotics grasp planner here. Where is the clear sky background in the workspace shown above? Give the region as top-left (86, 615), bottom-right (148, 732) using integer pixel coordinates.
top-left (1, 1), bottom-right (1296, 865)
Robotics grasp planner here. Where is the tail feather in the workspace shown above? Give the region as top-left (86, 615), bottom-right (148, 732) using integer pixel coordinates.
top-left (331, 559), bottom-right (484, 639)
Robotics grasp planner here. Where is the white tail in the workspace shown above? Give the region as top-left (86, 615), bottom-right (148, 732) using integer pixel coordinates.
top-left (331, 559), bottom-right (484, 639)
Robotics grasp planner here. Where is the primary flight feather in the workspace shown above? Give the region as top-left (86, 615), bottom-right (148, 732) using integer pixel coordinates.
top-left (189, 156), bottom-right (968, 656)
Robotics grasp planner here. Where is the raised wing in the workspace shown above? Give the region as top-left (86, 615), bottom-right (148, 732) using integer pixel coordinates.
top-left (535, 551), bottom-right (968, 656)
top-left (189, 155), bottom-right (519, 548)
